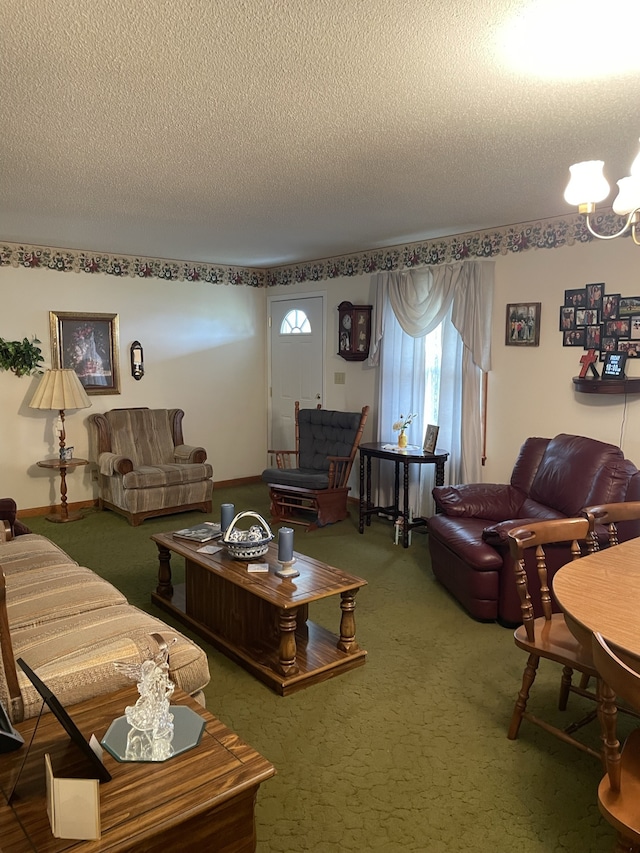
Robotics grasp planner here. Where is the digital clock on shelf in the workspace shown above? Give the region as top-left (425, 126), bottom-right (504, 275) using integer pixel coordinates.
top-left (337, 301), bottom-right (372, 362)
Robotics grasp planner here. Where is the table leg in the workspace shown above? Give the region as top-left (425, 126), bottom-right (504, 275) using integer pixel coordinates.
top-left (58, 467), bottom-right (69, 521)
top-left (402, 460), bottom-right (410, 548)
top-left (155, 543), bottom-right (174, 598)
top-left (435, 458), bottom-right (445, 487)
top-left (277, 608), bottom-right (300, 677)
top-left (337, 590), bottom-right (360, 653)
top-left (365, 454), bottom-right (373, 527)
top-left (359, 452), bottom-right (365, 533)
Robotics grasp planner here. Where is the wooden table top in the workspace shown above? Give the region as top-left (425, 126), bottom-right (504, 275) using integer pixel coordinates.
top-left (359, 442), bottom-right (448, 461)
top-left (0, 686), bottom-right (275, 852)
top-left (553, 537), bottom-right (640, 656)
top-left (152, 532), bottom-right (367, 609)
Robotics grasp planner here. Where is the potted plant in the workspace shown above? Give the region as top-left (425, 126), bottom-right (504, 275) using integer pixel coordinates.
top-left (0, 336), bottom-right (44, 376)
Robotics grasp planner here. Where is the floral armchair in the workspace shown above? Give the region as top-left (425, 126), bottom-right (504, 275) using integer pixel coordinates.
top-left (88, 408), bottom-right (213, 526)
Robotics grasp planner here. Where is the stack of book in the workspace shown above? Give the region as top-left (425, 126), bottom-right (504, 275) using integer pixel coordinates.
top-left (172, 522), bottom-right (222, 543)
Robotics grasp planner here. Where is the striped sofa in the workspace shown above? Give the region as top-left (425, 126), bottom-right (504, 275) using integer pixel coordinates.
top-left (0, 522), bottom-right (210, 723)
top-left (88, 407), bottom-right (214, 526)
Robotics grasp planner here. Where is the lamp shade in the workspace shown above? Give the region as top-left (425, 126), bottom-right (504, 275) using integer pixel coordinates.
top-left (612, 175), bottom-right (640, 216)
top-left (564, 160), bottom-right (610, 206)
top-left (28, 369), bottom-right (91, 411)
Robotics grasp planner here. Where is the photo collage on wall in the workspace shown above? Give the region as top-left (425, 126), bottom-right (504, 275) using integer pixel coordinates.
top-left (560, 282), bottom-right (640, 359)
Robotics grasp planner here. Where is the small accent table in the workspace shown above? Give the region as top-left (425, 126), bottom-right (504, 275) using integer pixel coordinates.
top-left (36, 457), bottom-right (88, 523)
top-left (358, 442), bottom-right (449, 548)
top-left (0, 686), bottom-right (275, 852)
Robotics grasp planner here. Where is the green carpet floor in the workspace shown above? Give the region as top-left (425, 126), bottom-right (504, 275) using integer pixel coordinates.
top-left (25, 484), bottom-right (627, 852)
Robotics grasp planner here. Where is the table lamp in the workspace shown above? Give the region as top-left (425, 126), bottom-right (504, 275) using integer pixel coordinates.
top-left (29, 369), bottom-right (91, 521)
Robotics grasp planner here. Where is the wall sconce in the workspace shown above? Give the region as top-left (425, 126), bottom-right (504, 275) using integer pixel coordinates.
top-left (130, 341), bottom-right (144, 380)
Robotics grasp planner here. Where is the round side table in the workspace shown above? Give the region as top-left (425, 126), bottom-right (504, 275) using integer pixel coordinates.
top-left (36, 457), bottom-right (88, 522)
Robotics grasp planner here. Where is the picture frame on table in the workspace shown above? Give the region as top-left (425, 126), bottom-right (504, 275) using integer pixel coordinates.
top-left (423, 424), bottom-right (439, 455)
top-left (505, 302), bottom-right (541, 346)
top-left (50, 311), bottom-right (120, 395)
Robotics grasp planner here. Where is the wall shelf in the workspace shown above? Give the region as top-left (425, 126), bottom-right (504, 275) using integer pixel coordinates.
top-left (572, 377), bottom-right (640, 395)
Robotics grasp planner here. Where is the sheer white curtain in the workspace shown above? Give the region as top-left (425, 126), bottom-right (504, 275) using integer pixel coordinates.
top-left (368, 260), bottom-right (494, 516)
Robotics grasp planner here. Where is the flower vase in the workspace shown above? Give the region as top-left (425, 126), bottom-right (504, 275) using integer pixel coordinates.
top-left (398, 430), bottom-right (408, 448)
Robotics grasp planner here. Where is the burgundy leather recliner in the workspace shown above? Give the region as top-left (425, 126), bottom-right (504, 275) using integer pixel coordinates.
top-left (426, 434), bottom-right (640, 626)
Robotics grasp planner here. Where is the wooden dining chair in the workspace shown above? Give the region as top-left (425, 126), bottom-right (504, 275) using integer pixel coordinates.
top-left (583, 501), bottom-right (640, 550)
top-left (592, 632), bottom-right (640, 853)
top-left (507, 517), bottom-right (601, 757)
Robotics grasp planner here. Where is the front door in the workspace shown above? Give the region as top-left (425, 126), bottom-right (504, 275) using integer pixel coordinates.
top-left (268, 294), bottom-right (325, 452)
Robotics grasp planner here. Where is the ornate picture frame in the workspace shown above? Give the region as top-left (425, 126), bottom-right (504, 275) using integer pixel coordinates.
top-left (505, 302), bottom-right (541, 346)
top-left (50, 311), bottom-right (120, 395)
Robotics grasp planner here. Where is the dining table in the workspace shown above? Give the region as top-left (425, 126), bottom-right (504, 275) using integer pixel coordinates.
top-left (553, 536), bottom-right (640, 656)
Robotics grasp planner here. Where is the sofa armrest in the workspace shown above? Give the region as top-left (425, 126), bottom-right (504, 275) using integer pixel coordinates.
top-left (98, 452), bottom-right (134, 476)
top-left (174, 444), bottom-right (207, 464)
top-left (0, 570), bottom-right (23, 722)
top-left (432, 483), bottom-right (526, 520)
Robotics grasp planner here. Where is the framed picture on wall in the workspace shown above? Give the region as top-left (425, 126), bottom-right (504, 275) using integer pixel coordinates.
top-left (50, 311), bottom-right (121, 395)
top-left (505, 302), bottom-right (541, 346)
top-left (564, 288), bottom-right (586, 308)
top-left (559, 306), bottom-right (575, 331)
top-left (585, 282), bottom-right (604, 311)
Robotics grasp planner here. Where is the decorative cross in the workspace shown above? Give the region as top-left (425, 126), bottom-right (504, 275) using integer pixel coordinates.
top-left (579, 349), bottom-right (599, 378)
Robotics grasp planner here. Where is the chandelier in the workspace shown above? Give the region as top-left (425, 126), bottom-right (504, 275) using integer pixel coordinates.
top-left (564, 140), bottom-right (640, 245)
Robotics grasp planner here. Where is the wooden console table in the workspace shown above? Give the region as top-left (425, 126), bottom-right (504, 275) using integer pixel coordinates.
top-left (358, 442), bottom-right (449, 548)
top-left (0, 686), bottom-right (275, 852)
top-left (151, 533), bottom-right (367, 696)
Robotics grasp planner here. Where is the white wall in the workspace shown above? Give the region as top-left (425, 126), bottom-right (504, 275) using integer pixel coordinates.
top-left (2, 234), bottom-right (638, 512)
top-left (486, 236), bottom-right (640, 483)
top-left (1, 266), bottom-right (268, 510)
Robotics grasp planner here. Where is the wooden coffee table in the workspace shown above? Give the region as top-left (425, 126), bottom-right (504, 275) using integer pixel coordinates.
top-left (0, 686), bottom-right (274, 852)
top-left (151, 533), bottom-right (368, 696)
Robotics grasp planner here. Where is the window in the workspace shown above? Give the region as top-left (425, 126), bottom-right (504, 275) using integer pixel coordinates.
top-left (280, 309), bottom-right (311, 335)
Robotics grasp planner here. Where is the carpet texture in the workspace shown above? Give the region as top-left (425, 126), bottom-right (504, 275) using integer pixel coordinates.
top-left (25, 484), bottom-right (626, 852)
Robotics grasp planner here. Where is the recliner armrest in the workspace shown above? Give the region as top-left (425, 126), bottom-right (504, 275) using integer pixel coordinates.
top-left (432, 483), bottom-right (526, 520)
top-left (174, 444), bottom-right (207, 464)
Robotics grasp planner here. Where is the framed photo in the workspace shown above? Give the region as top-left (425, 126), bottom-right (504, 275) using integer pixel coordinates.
top-left (585, 325), bottom-right (601, 349)
top-left (559, 306), bottom-right (575, 331)
top-left (602, 294), bottom-right (620, 320)
top-left (618, 339), bottom-right (640, 358)
top-left (563, 328), bottom-right (585, 347)
top-left (423, 424), bottom-right (439, 455)
top-left (605, 318), bottom-right (630, 337)
top-left (50, 311), bottom-right (120, 395)
top-left (564, 288), bottom-right (586, 308)
top-left (585, 282), bottom-right (604, 311)
top-left (630, 316), bottom-right (640, 340)
top-left (619, 297), bottom-right (640, 316)
top-left (505, 302), bottom-right (541, 346)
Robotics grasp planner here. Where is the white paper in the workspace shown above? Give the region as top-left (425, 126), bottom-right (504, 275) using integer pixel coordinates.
top-left (247, 563), bottom-right (269, 572)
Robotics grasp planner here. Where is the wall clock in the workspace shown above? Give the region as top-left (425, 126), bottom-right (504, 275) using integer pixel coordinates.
top-left (337, 301), bottom-right (372, 362)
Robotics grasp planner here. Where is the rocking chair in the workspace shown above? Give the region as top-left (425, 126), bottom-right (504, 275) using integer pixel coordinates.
top-left (262, 402), bottom-right (369, 530)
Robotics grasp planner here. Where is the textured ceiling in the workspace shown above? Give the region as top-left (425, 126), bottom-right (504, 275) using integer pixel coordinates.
top-left (1, 0), bottom-right (639, 267)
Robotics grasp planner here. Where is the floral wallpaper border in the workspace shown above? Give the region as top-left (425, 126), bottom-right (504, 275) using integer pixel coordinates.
top-left (0, 208), bottom-right (629, 288)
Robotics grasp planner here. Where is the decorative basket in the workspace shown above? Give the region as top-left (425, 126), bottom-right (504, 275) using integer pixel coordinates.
top-left (222, 511), bottom-right (274, 560)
